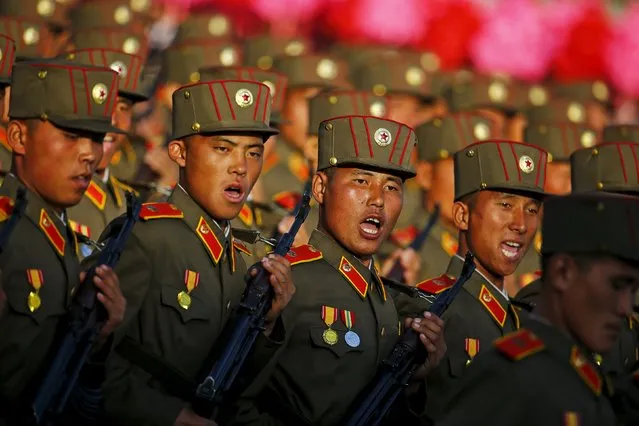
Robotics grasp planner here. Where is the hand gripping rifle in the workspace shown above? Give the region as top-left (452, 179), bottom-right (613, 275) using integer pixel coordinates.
top-left (0, 187), bottom-right (28, 254)
top-left (343, 251), bottom-right (476, 426)
top-left (194, 181), bottom-right (313, 416)
top-left (31, 192), bottom-right (142, 425)
top-left (386, 204), bottom-right (440, 283)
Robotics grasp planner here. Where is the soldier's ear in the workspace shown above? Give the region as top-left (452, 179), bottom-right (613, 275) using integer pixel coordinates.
top-left (168, 139), bottom-right (186, 167)
top-left (545, 254), bottom-right (576, 293)
top-left (312, 172), bottom-right (328, 204)
top-left (7, 120), bottom-right (27, 155)
top-left (452, 200), bottom-right (470, 231)
top-left (415, 160), bottom-right (432, 190)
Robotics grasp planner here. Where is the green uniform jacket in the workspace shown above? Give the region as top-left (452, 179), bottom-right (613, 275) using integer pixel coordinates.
top-left (227, 230), bottom-right (403, 426)
top-left (260, 141), bottom-right (308, 202)
top-left (397, 255), bottom-right (521, 422)
top-left (0, 175), bottom-right (81, 409)
top-left (437, 318), bottom-right (617, 426)
top-left (68, 172), bottom-right (135, 257)
top-left (102, 186), bottom-right (279, 426)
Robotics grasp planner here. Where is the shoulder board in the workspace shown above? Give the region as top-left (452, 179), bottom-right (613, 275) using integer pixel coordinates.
top-left (0, 196), bottom-right (15, 222)
top-left (288, 152), bottom-right (310, 182)
top-left (390, 225), bottom-right (418, 248)
top-left (416, 274), bottom-right (455, 294)
top-left (494, 329), bottom-right (545, 361)
top-left (112, 178), bottom-right (139, 196)
top-left (139, 202), bottom-right (184, 221)
top-left (285, 244), bottom-right (323, 266)
top-left (519, 270), bottom-right (542, 288)
top-left (273, 191), bottom-right (302, 212)
top-left (233, 239), bottom-right (252, 256)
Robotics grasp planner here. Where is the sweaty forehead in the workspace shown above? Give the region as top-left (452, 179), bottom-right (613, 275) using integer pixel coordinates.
top-left (481, 190), bottom-right (540, 204)
top-left (336, 166), bottom-right (403, 182)
top-left (208, 133), bottom-right (264, 146)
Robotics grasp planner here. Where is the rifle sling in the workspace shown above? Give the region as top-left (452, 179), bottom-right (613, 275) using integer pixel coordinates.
top-left (116, 337), bottom-right (196, 401)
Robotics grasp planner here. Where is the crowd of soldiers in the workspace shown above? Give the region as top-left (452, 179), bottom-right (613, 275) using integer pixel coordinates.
top-left (0, 1), bottom-right (639, 425)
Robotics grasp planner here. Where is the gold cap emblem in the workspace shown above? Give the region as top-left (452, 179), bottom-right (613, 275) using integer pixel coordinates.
top-left (567, 102), bottom-right (585, 123)
top-left (316, 59), bottom-right (337, 80)
top-left (519, 155), bottom-right (535, 174)
top-left (208, 15), bottom-right (229, 37)
top-left (114, 5), bottom-right (131, 25)
top-left (23, 27), bottom-right (40, 46)
top-left (593, 80), bottom-right (609, 102)
top-left (235, 89), bottom-right (254, 107)
top-left (369, 101), bottom-right (386, 117)
top-left (92, 83), bottom-right (108, 105)
top-left (405, 66), bottom-right (425, 87)
top-left (130, 0), bottom-right (150, 12)
top-left (420, 52), bottom-right (440, 73)
top-left (473, 122), bottom-right (490, 141)
top-left (110, 61), bottom-right (127, 78)
top-left (528, 85), bottom-right (548, 106)
top-left (581, 130), bottom-right (596, 148)
top-left (285, 40), bottom-right (305, 56)
top-left (219, 47), bottom-right (237, 66)
top-left (374, 128), bottom-right (392, 147)
top-left (122, 37), bottom-right (140, 54)
top-left (257, 56), bottom-right (273, 70)
top-left (488, 81), bottom-right (508, 103)
top-left (263, 80), bottom-right (276, 96)
top-left (37, 0), bottom-right (55, 17)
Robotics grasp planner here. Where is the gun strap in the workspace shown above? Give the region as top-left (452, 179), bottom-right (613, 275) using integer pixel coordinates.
top-left (116, 337), bottom-right (195, 401)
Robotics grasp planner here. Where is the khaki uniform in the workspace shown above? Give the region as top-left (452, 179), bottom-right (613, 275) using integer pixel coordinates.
top-left (440, 191), bottom-right (639, 425)
top-left (102, 79), bottom-right (280, 425)
top-left (226, 115), bottom-right (420, 425)
top-left (0, 59), bottom-right (122, 420)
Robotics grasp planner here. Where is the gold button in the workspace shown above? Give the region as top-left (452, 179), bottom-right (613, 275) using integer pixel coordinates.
top-left (480, 183), bottom-right (487, 189)
top-left (597, 182), bottom-right (604, 190)
top-left (325, 123), bottom-right (333, 131)
top-left (466, 149), bottom-right (475, 157)
top-left (38, 70), bottom-right (47, 79)
top-left (329, 157), bottom-right (337, 166)
top-left (40, 113), bottom-right (48, 120)
top-left (184, 90), bottom-right (191, 99)
top-left (192, 122), bottom-right (201, 132)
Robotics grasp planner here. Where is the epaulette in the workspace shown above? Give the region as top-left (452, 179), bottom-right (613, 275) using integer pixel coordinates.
top-left (288, 152), bottom-right (310, 183)
top-left (390, 225), bottom-right (418, 248)
top-left (139, 202), bottom-right (184, 221)
top-left (494, 329), bottom-right (545, 361)
top-left (273, 191), bottom-right (302, 212)
top-left (232, 239), bottom-right (252, 256)
top-left (0, 196), bottom-right (15, 222)
top-left (519, 270), bottom-right (541, 288)
top-left (284, 244), bottom-right (323, 266)
top-left (416, 274), bottom-right (455, 294)
top-left (69, 220), bottom-right (91, 238)
top-left (112, 178), bottom-right (139, 196)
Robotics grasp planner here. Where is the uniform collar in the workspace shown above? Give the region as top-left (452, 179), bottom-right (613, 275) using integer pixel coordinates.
top-left (309, 230), bottom-right (387, 301)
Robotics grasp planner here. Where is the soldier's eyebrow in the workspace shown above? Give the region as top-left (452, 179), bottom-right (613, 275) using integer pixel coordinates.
top-left (352, 169), bottom-right (375, 177)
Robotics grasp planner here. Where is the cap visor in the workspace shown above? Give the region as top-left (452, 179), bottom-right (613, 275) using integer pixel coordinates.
top-left (321, 158), bottom-right (415, 180)
top-left (121, 90), bottom-right (150, 104)
top-left (172, 122), bottom-right (279, 141)
top-left (49, 116), bottom-right (125, 135)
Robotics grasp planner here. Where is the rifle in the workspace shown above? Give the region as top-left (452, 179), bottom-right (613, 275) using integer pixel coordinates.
top-left (0, 187), bottom-right (28, 254)
top-left (31, 192), bottom-right (142, 425)
top-left (386, 204), bottom-right (440, 283)
top-left (343, 251), bottom-right (476, 426)
top-left (194, 180), bottom-right (312, 417)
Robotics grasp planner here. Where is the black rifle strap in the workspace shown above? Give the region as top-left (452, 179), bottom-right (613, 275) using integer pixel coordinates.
top-left (116, 337), bottom-right (195, 401)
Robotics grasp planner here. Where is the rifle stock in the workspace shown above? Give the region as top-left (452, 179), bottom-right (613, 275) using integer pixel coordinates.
top-left (194, 181), bottom-right (312, 418)
top-left (343, 252), bottom-right (476, 426)
top-left (31, 192), bottom-right (142, 425)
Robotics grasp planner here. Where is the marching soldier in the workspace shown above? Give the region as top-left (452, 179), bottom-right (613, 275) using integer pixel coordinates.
top-left (224, 115), bottom-right (446, 426)
top-left (513, 120), bottom-right (598, 290)
top-left (101, 80), bottom-right (296, 425)
top-left (438, 192), bottom-right (638, 426)
top-left (0, 58), bottom-right (125, 423)
top-left (403, 140), bottom-right (547, 423)
top-left (385, 113), bottom-right (494, 283)
top-left (65, 46), bottom-right (148, 253)
top-left (0, 35), bottom-right (15, 173)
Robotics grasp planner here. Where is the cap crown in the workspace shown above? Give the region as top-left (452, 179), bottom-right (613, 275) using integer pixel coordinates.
top-left (308, 91), bottom-right (387, 136)
top-left (525, 122), bottom-right (598, 162)
top-left (571, 142), bottom-right (639, 195)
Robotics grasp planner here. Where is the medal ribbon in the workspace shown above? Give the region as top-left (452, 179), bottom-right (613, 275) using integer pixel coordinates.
top-left (321, 305), bottom-right (338, 328)
top-left (184, 270), bottom-right (200, 294)
top-left (340, 309), bottom-right (355, 330)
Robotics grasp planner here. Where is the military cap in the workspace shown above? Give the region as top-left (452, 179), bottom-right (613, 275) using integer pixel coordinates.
top-left (541, 192), bottom-right (639, 263)
top-left (173, 13), bottom-right (233, 44)
top-left (454, 140), bottom-right (548, 201)
top-left (308, 91), bottom-right (387, 136)
top-left (571, 142), bottom-right (639, 194)
top-left (66, 48), bottom-right (147, 102)
top-left (603, 124), bottom-right (639, 143)
top-left (199, 66), bottom-right (288, 123)
top-left (273, 54), bottom-right (349, 90)
top-left (525, 99), bottom-right (588, 125)
top-left (352, 57), bottom-right (433, 100)
top-left (171, 80), bottom-right (278, 141)
top-left (317, 115), bottom-right (417, 179)
top-left (0, 35), bottom-right (16, 86)
top-left (164, 41), bottom-right (240, 85)
top-left (70, 0), bottom-right (140, 30)
top-left (524, 122), bottom-right (597, 162)
top-left (552, 80), bottom-right (610, 105)
top-left (9, 58), bottom-right (121, 134)
top-left (0, 0), bottom-right (70, 28)
top-left (0, 17), bottom-right (44, 57)
top-left (243, 35), bottom-right (310, 71)
top-left (415, 113), bottom-right (493, 162)
top-left (329, 44), bottom-right (399, 74)
top-left (70, 28), bottom-right (147, 56)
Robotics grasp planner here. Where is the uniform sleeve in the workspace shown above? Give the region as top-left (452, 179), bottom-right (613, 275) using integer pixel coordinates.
top-left (102, 233), bottom-right (185, 426)
top-left (435, 353), bottom-right (533, 426)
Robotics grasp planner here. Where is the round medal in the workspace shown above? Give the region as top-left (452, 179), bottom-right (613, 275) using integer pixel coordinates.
top-left (177, 291), bottom-right (191, 310)
top-left (28, 291), bottom-right (41, 312)
top-left (344, 330), bottom-right (361, 348)
top-left (322, 328), bottom-right (338, 345)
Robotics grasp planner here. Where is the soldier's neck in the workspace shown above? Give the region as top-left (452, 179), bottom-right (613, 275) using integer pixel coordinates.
top-left (10, 168), bottom-right (65, 214)
top-left (458, 237), bottom-right (505, 290)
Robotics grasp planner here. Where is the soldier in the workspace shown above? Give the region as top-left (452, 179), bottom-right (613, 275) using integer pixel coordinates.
top-left (438, 192), bottom-right (639, 426)
top-left (512, 121), bottom-right (598, 290)
top-left (65, 47), bottom-right (148, 252)
top-left (101, 80), bottom-right (296, 426)
top-left (0, 35), bottom-right (15, 173)
top-left (404, 140), bottom-right (547, 423)
top-left (0, 58), bottom-right (125, 423)
top-left (224, 115), bottom-right (446, 426)
top-left (552, 80), bottom-right (611, 133)
top-left (385, 113), bottom-right (494, 283)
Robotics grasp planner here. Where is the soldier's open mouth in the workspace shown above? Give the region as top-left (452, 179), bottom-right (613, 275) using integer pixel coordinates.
top-left (223, 183), bottom-right (244, 203)
top-left (359, 216), bottom-right (383, 237)
top-left (500, 241), bottom-right (523, 260)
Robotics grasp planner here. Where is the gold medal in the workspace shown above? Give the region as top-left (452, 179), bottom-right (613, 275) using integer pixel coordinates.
top-left (28, 291), bottom-right (41, 312)
top-left (322, 328), bottom-right (338, 345)
top-left (177, 291), bottom-right (191, 310)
